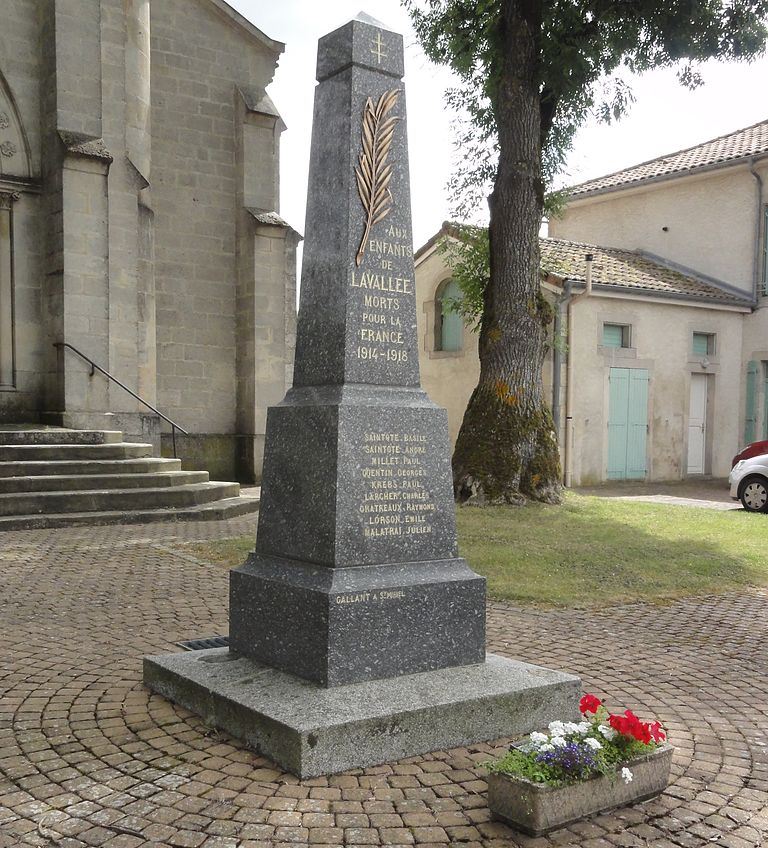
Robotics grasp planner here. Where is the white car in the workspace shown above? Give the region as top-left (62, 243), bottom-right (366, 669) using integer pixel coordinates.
top-left (729, 453), bottom-right (768, 512)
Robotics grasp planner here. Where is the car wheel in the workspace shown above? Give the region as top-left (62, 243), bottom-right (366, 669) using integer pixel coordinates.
top-left (739, 476), bottom-right (768, 513)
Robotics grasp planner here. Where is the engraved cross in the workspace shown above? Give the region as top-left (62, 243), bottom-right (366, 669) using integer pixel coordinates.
top-left (370, 32), bottom-right (387, 64)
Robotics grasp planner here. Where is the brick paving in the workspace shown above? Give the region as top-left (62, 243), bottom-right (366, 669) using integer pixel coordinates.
top-left (1, 516), bottom-right (767, 848)
top-left (575, 480), bottom-right (732, 504)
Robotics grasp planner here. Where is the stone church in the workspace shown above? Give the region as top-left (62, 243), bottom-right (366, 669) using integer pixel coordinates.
top-left (0, 0), bottom-right (298, 481)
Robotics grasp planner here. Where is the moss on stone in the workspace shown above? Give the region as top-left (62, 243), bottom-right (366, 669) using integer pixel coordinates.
top-left (452, 383), bottom-right (562, 506)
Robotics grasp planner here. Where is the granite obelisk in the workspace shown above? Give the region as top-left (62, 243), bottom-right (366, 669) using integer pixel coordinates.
top-left (228, 14), bottom-right (486, 687)
top-left (144, 15), bottom-right (579, 778)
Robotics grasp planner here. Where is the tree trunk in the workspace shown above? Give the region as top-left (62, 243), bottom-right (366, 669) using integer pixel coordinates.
top-left (452, 0), bottom-right (562, 506)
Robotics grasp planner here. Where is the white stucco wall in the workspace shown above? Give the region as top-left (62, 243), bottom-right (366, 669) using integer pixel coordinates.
top-left (415, 239), bottom-right (750, 485)
top-left (549, 161), bottom-right (768, 297)
top-left (568, 295), bottom-right (746, 484)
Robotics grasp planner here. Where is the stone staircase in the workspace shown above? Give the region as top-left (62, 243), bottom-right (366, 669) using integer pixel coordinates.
top-left (0, 426), bottom-right (259, 530)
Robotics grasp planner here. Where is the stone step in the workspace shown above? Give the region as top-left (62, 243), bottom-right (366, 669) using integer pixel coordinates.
top-left (0, 442), bottom-right (154, 462)
top-left (0, 428), bottom-right (123, 445)
top-left (0, 457), bottom-right (182, 478)
top-left (0, 495), bottom-right (260, 531)
top-left (0, 481), bottom-right (240, 516)
top-left (0, 470), bottom-right (209, 494)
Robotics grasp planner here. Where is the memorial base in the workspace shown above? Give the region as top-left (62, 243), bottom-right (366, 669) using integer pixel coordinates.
top-left (143, 649), bottom-right (580, 778)
top-left (230, 555), bottom-right (486, 686)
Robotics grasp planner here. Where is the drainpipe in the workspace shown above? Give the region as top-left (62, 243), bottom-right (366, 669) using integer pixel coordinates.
top-left (749, 157), bottom-right (764, 301)
top-left (564, 254), bottom-right (593, 488)
top-left (552, 279), bottom-right (571, 441)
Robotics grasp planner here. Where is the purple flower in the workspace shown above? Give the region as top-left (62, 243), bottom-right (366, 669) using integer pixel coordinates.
top-left (535, 741), bottom-right (597, 780)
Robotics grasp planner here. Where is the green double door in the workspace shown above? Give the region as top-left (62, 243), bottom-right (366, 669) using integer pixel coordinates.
top-left (744, 361), bottom-right (768, 442)
top-left (607, 368), bottom-right (649, 480)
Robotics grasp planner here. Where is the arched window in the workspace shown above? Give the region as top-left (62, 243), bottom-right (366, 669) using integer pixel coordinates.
top-left (434, 278), bottom-right (463, 352)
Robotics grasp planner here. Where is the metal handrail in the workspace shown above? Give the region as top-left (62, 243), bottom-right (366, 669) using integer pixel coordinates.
top-left (53, 341), bottom-right (188, 458)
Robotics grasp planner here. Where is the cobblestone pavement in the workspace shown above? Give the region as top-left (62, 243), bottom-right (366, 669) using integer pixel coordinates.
top-left (1, 517), bottom-right (767, 848)
top-left (575, 481), bottom-right (733, 505)
top-left (611, 495), bottom-right (739, 511)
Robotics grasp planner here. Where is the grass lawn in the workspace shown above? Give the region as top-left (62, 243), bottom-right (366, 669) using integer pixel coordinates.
top-left (178, 494), bottom-right (768, 608)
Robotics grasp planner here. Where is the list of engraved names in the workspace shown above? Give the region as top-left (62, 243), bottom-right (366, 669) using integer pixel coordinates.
top-left (359, 431), bottom-right (436, 538)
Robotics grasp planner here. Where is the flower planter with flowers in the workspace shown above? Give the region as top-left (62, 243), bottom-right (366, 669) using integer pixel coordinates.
top-left (486, 694), bottom-right (673, 836)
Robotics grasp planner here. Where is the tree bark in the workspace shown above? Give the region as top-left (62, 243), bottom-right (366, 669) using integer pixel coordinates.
top-left (452, 0), bottom-right (562, 505)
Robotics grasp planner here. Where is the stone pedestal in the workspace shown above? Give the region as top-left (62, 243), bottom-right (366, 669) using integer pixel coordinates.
top-left (229, 384), bottom-right (486, 686)
top-left (144, 12), bottom-right (579, 776)
top-left (144, 649), bottom-right (580, 778)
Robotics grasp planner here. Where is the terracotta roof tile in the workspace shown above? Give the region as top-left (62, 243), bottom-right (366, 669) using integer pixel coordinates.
top-left (569, 118), bottom-right (768, 197)
top-left (540, 238), bottom-right (751, 306)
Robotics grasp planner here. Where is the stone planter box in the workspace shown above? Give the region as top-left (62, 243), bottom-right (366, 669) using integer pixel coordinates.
top-left (488, 742), bottom-right (673, 836)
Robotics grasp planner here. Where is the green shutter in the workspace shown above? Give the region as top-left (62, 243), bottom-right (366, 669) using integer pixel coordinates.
top-left (440, 280), bottom-right (463, 352)
top-left (602, 324), bottom-right (624, 348)
top-left (745, 360), bottom-right (759, 444)
top-left (607, 368), bottom-right (629, 479)
top-left (763, 206), bottom-right (768, 296)
top-left (692, 333), bottom-right (709, 356)
top-left (763, 362), bottom-right (768, 440)
top-left (607, 367), bottom-right (648, 480)
top-left (626, 370), bottom-right (649, 479)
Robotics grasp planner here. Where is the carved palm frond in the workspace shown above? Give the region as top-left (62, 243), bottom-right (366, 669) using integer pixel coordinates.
top-left (355, 88), bottom-right (400, 267)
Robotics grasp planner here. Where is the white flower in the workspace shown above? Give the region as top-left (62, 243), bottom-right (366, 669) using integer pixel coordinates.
top-left (621, 767), bottom-right (633, 784)
top-left (539, 743), bottom-right (555, 752)
top-left (576, 722), bottom-right (591, 735)
top-left (598, 724), bottom-right (617, 741)
top-left (584, 737), bottom-right (602, 750)
top-left (551, 736), bottom-right (567, 748)
top-left (529, 731), bottom-right (549, 747)
top-left (562, 722), bottom-right (581, 735)
top-left (548, 720), bottom-right (566, 736)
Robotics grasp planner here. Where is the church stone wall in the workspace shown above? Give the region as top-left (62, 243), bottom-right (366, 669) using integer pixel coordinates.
top-left (151, 0), bottom-right (272, 432)
top-left (0, 1), bottom-right (44, 422)
top-left (0, 0), bottom-right (296, 481)
top-left (151, 0), bottom-right (295, 480)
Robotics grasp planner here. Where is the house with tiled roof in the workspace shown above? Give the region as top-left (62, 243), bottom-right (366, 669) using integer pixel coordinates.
top-left (415, 195), bottom-right (757, 484)
top-left (546, 117), bottom-right (768, 482)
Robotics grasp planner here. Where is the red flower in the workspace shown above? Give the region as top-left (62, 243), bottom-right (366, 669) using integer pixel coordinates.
top-left (609, 710), bottom-right (661, 744)
top-left (579, 693), bottom-right (602, 715)
top-left (608, 712), bottom-right (632, 736)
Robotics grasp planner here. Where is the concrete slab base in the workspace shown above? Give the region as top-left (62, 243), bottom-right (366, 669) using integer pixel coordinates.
top-left (143, 649), bottom-right (580, 777)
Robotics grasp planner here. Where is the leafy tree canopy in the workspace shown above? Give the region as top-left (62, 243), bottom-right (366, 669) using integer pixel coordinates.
top-left (408, 0), bottom-right (768, 218)
top-left (406, 0), bottom-right (768, 506)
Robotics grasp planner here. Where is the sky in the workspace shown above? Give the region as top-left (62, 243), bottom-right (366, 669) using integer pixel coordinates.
top-left (230, 0), bottom-right (768, 251)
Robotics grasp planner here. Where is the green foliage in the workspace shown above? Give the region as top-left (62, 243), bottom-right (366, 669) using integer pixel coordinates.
top-left (439, 224), bottom-right (559, 330)
top-left (487, 748), bottom-right (562, 784)
top-left (406, 0), bottom-right (768, 217)
top-left (457, 493), bottom-right (768, 607)
top-left (437, 225), bottom-right (488, 328)
top-left (177, 494), bottom-right (768, 608)
top-left (486, 711), bottom-right (661, 786)
top-left (487, 736), bottom-right (656, 786)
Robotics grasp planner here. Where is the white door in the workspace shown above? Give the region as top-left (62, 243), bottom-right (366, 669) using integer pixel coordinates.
top-left (687, 374), bottom-right (707, 474)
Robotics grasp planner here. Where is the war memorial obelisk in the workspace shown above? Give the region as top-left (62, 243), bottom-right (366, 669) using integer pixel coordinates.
top-left (145, 14), bottom-right (578, 778)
